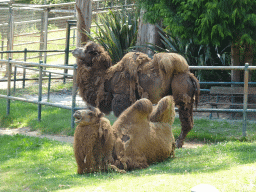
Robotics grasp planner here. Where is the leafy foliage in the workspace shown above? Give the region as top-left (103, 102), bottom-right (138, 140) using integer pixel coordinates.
top-left (138, 0), bottom-right (256, 46)
top-left (87, 9), bottom-right (139, 64)
top-left (156, 25), bottom-right (231, 82)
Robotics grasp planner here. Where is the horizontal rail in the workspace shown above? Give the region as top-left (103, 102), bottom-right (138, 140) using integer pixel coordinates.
top-left (0, 50), bottom-right (72, 53)
top-left (174, 108), bottom-right (256, 113)
top-left (1, 94), bottom-right (255, 114)
top-left (189, 66), bottom-right (256, 70)
top-left (0, 59), bottom-right (75, 70)
top-left (0, 77), bottom-right (71, 83)
top-left (200, 82), bottom-right (256, 85)
top-left (0, 94), bottom-right (72, 110)
top-left (12, 2), bottom-right (76, 8)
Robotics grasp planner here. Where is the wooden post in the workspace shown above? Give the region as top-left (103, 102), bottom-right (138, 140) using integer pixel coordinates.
top-left (75, 0), bottom-right (92, 47)
top-left (6, 1), bottom-right (14, 76)
top-left (43, 8), bottom-right (49, 65)
top-left (136, 9), bottom-right (161, 57)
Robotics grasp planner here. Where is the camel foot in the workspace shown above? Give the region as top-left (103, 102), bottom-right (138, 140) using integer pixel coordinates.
top-left (176, 139), bottom-right (184, 148)
top-left (108, 164), bottom-right (126, 173)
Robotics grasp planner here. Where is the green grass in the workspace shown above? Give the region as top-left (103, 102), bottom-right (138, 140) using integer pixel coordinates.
top-left (0, 80), bottom-right (73, 97)
top-left (1, 95), bottom-right (256, 141)
top-left (0, 98), bottom-right (73, 135)
top-left (0, 134), bottom-right (255, 191)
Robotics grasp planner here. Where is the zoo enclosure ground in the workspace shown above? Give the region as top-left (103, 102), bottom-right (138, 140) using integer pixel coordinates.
top-left (1, 64), bottom-right (256, 144)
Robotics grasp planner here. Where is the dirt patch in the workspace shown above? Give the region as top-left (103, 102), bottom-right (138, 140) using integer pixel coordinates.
top-left (0, 127), bottom-right (74, 144)
top-left (0, 127), bottom-right (204, 148)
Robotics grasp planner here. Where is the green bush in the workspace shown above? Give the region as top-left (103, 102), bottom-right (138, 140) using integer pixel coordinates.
top-left (88, 9), bottom-right (139, 64)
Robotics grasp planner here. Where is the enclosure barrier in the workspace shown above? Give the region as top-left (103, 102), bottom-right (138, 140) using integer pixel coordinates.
top-left (0, 58), bottom-right (82, 129)
top-left (188, 64), bottom-right (256, 137)
top-left (0, 60), bottom-right (256, 135)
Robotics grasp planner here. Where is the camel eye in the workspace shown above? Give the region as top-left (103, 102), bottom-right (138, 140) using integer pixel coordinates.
top-left (88, 112), bottom-right (93, 116)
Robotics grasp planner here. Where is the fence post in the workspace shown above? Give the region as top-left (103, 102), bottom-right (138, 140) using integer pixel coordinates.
top-left (6, 58), bottom-right (12, 115)
top-left (38, 61), bottom-right (43, 121)
top-left (242, 63), bottom-right (249, 137)
top-left (22, 48), bottom-right (27, 88)
top-left (43, 8), bottom-right (49, 65)
top-left (1, 34), bottom-right (3, 62)
top-left (47, 72), bottom-right (51, 102)
top-left (39, 11), bottom-right (44, 61)
top-left (71, 64), bottom-right (77, 129)
top-left (7, 1), bottom-right (14, 60)
top-left (64, 20), bottom-right (71, 84)
top-left (13, 65), bottom-right (17, 94)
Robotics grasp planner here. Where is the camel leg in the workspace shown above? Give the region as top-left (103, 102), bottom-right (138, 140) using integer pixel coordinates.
top-left (176, 103), bottom-right (194, 148)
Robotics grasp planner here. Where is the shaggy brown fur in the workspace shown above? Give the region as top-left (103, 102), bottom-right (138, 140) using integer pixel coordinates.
top-left (171, 72), bottom-right (200, 147)
top-left (72, 41), bottom-right (113, 114)
top-left (112, 96), bottom-right (176, 171)
top-left (73, 41), bottom-right (200, 148)
top-left (73, 106), bottom-right (115, 174)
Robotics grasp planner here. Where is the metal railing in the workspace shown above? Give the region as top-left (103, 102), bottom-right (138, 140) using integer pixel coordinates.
top-left (188, 64), bottom-right (256, 137)
top-left (1, 60), bottom-right (256, 135)
top-left (0, 58), bottom-right (81, 128)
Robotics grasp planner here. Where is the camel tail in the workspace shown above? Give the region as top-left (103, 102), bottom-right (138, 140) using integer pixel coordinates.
top-left (188, 72), bottom-right (200, 108)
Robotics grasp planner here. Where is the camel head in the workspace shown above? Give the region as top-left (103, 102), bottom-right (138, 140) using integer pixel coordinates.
top-left (72, 41), bottom-right (104, 67)
top-left (73, 106), bottom-right (104, 125)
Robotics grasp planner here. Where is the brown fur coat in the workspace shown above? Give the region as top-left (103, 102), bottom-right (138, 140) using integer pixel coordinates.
top-left (112, 96), bottom-right (176, 171)
top-left (96, 52), bottom-right (190, 106)
top-left (73, 42), bottom-right (112, 113)
top-left (73, 107), bottom-right (115, 174)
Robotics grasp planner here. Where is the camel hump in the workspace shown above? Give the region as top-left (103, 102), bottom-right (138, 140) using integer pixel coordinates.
top-left (150, 96), bottom-right (175, 124)
top-left (153, 53), bottom-right (189, 75)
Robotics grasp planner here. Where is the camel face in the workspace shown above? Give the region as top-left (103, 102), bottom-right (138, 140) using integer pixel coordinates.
top-left (73, 108), bottom-right (103, 125)
top-left (72, 41), bottom-right (101, 67)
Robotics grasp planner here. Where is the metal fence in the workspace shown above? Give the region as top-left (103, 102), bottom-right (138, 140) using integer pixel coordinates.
top-left (0, 1), bottom-right (76, 63)
top-left (0, 1), bottom-right (135, 63)
top-left (0, 58), bottom-right (80, 128)
top-left (0, 59), bottom-right (256, 135)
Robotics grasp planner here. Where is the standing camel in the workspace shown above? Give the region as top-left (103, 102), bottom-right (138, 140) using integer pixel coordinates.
top-left (72, 42), bottom-right (200, 148)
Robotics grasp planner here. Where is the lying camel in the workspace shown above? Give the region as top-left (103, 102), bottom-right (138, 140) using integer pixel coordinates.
top-left (73, 96), bottom-right (176, 173)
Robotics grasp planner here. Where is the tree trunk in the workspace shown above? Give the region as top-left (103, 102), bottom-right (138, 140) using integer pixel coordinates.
top-left (244, 43), bottom-right (254, 102)
top-left (231, 42), bottom-right (241, 86)
top-left (75, 0), bottom-right (92, 47)
top-left (136, 9), bottom-right (161, 57)
top-left (244, 43), bottom-right (253, 66)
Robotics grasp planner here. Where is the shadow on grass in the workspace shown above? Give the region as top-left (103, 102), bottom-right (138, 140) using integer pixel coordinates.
top-left (134, 141), bottom-right (256, 176)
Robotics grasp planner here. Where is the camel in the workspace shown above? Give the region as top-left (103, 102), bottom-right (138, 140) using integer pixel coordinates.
top-left (72, 41), bottom-right (200, 148)
top-left (112, 96), bottom-right (176, 170)
top-left (73, 96), bottom-right (176, 173)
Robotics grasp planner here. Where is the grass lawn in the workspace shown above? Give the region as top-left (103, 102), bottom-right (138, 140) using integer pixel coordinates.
top-left (1, 69), bottom-right (256, 191)
top-left (0, 134), bottom-right (255, 192)
top-left (1, 96), bottom-right (256, 142)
